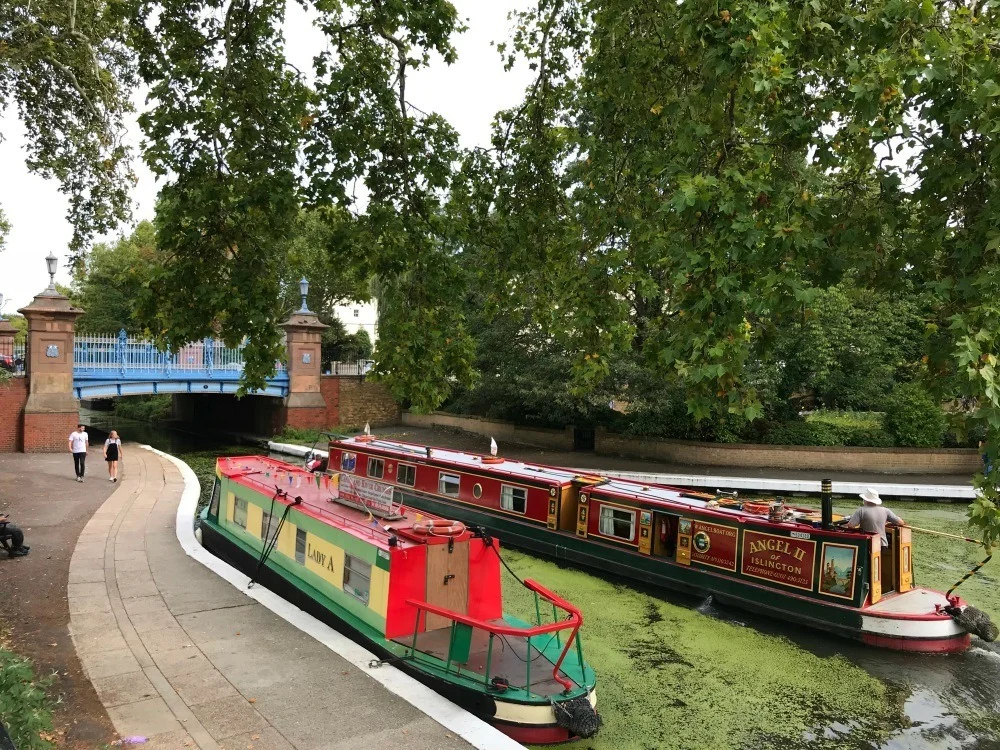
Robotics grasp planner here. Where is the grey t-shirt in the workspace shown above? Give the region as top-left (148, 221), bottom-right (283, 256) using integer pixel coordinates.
top-left (848, 505), bottom-right (902, 548)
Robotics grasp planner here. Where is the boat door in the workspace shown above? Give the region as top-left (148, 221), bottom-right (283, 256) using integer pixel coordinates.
top-left (424, 540), bottom-right (470, 630)
top-left (652, 513), bottom-right (677, 558)
top-left (895, 526), bottom-right (913, 593)
top-left (869, 537), bottom-right (882, 604)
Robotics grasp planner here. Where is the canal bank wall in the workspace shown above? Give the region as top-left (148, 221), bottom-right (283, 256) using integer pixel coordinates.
top-left (400, 411), bottom-right (981, 476)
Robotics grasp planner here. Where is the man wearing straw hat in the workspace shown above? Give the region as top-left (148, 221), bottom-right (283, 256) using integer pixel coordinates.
top-left (848, 488), bottom-right (906, 589)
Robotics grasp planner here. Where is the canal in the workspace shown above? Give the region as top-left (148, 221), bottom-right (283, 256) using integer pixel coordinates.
top-left (84, 412), bottom-right (1000, 750)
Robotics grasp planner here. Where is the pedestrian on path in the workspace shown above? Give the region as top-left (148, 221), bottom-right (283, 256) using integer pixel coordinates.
top-left (104, 430), bottom-right (123, 483)
top-left (68, 424), bottom-right (89, 482)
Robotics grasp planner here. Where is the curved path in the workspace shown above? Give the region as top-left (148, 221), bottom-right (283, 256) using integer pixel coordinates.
top-left (67, 448), bottom-right (490, 750)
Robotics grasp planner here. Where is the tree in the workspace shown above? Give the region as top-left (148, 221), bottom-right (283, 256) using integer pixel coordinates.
top-left (1, 0), bottom-right (136, 256)
top-left (71, 221), bottom-right (158, 334)
top-left (127, 0), bottom-right (472, 405)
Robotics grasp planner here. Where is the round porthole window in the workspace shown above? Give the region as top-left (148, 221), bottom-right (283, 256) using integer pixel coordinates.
top-left (473, 483), bottom-right (483, 499)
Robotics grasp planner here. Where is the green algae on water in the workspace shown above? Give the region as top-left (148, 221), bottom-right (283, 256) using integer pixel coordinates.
top-left (499, 549), bottom-right (907, 750)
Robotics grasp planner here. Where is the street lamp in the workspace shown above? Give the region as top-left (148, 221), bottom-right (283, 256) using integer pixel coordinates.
top-left (45, 252), bottom-right (58, 293)
top-left (298, 277), bottom-right (311, 313)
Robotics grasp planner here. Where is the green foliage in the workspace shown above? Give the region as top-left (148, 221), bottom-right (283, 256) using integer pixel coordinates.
top-left (884, 383), bottom-right (945, 448)
top-left (273, 426), bottom-right (348, 447)
top-left (112, 395), bottom-right (173, 423)
top-left (775, 284), bottom-right (926, 410)
top-left (0, 646), bottom-right (55, 750)
top-left (0, 207), bottom-right (9, 253)
top-left (0, 0), bottom-right (136, 256)
top-left (763, 419), bottom-right (895, 448)
top-left (72, 221), bottom-right (158, 334)
top-left (7, 315), bottom-right (27, 345)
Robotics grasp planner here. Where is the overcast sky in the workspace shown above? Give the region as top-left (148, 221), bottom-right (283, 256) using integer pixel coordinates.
top-left (0, 0), bottom-right (532, 313)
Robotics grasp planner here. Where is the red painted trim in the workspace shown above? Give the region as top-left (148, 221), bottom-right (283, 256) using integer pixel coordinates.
top-left (861, 632), bottom-right (971, 653)
top-left (494, 720), bottom-right (573, 745)
top-left (860, 590), bottom-right (967, 622)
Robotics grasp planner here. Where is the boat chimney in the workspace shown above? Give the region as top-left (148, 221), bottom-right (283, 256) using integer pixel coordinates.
top-left (821, 479), bottom-right (833, 530)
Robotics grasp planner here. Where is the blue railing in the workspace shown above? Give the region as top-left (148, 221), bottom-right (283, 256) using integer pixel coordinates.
top-left (71, 329), bottom-right (288, 398)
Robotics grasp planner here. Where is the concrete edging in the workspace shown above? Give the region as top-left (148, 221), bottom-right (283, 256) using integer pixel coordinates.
top-left (153, 444), bottom-right (525, 750)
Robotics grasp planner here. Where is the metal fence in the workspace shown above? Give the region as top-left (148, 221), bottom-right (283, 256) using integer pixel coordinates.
top-left (326, 360), bottom-right (374, 376)
top-left (1, 341), bottom-right (26, 376)
top-left (72, 330), bottom-right (286, 376)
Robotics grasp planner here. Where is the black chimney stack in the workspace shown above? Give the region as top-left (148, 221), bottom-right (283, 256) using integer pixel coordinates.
top-left (821, 479), bottom-right (833, 529)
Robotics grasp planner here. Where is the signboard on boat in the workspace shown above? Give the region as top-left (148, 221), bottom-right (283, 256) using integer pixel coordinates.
top-left (690, 521), bottom-right (738, 571)
top-left (337, 475), bottom-right (397, 517)
top-left (740, 530), bottom-right (816, 591)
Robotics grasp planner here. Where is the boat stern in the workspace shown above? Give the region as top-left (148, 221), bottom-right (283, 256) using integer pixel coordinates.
top-left (493, 686), bottom-right (599, 745)
top-left (860, 588), bottom-right (974, 653)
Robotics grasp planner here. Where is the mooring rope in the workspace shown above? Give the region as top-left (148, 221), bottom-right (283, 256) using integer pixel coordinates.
top-left (248, 487), bottom-right (299, 589)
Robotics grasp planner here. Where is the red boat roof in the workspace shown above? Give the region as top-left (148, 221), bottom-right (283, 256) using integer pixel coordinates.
top-left (333, 438), bottom-right (873, 542)
top-left (334, 437), bottom-right (582, 485)
top-left (216, 456), bottom-right (467, 551)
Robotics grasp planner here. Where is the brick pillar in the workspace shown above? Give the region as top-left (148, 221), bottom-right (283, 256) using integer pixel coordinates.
top-left (18, 289), bottom-right (84, 452)
top-left (280, 307), bottom-right (328, 430)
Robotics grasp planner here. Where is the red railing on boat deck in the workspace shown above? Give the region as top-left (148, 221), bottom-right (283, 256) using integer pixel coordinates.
top-left (406, 579), bottom-right (585, 694)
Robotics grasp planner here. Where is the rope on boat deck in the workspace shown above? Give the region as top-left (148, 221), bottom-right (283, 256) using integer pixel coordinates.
top-left (248, 487), bottom-right (299, 589)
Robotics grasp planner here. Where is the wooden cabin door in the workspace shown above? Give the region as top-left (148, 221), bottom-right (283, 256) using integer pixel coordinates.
top-left (425, 542), bottom-right (469, 630)
top-left (869, 537), bottom-right (882, 604)
top-left (896, 527), bottom-right (913, 593)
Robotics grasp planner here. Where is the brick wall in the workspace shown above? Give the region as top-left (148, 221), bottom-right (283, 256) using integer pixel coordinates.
top-left (23, 411), bottom-right (78, 453)
top-left (0, 379), bottom-right (29, 452)
top-left (333, 376), bottom-right (400, 428)
top-left (400, 411), bottom-right (575, 451)
top-left (594, 429), bottom-right (981, 476)
top-left (320, 376), bottom-right (340, 426)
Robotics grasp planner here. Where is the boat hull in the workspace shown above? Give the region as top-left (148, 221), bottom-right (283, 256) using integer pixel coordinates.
top-left (392, 490), bottom-right (969, 653)
top-left (200, 520), bottom-right (592, 742)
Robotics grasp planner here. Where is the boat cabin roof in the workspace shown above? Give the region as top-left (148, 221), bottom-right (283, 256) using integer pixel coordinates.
top-left (333, 437), bottom-right (581, 486)
top-left (216, 456), bottom-right (465, 551)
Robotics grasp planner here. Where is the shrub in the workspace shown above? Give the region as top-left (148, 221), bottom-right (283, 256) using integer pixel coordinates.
top-left (762, 418), bottom-right (895, 447)
top-left (0, 647), bottom-right (55, 750)
top-left (884, 383), bottom-right (945, 448)
top-left (112, 394), bottom-right (173, 422)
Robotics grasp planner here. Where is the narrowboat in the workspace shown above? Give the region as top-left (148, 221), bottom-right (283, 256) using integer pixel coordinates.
top-left (322, 436), bottom-right (997, 653)
top-left (199, 456), bottom-right (599, 745)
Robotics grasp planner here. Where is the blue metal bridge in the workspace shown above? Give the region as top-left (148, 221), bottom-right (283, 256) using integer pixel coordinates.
top-left (72, 330), bottom-right (288, 399)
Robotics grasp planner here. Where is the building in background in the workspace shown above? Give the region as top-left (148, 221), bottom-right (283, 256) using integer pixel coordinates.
top-left (332, 299), bottom-right (378, 342)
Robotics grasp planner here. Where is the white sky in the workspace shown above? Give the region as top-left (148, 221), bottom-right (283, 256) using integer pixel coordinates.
top-left (0, 0), bottom-right (532, 312)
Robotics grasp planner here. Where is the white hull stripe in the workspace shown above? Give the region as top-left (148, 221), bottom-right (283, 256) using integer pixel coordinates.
top-left (492, 687), bottom-right (598, 726)
top-left (861, 614), bottom-right (965, 638)
top-left (151, 445), bottom-right (527, 750)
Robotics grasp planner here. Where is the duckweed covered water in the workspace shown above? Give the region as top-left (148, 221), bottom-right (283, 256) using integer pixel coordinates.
top-left (499, 496), bottom-right (1000, 750)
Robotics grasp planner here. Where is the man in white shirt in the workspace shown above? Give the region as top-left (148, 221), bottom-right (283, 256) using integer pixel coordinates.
top-left (68, 424), bottom-right (89, 482)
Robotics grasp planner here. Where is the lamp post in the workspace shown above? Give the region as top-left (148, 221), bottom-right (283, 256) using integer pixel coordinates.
top-left (298, 277), bottom-right (311, 313)
top-left (45, 252), bottom-right (58, 294)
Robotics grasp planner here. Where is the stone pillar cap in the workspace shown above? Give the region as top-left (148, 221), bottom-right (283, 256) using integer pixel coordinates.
top-left (18, 289), bottom-right (84, 317)
top-left (280, 310), bottom-right (328, 331)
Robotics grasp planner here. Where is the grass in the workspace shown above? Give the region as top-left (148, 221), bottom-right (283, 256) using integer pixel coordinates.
top-left (271, 426), bottom-right (353, 448)
top-left (0, 640), bottom-right (56, 750)
top-left (181, 446), bottom-right (257, 511)
top-left (804, 410), bottom-right (885, 430)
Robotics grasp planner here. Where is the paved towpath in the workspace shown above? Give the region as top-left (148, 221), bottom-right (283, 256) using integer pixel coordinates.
top-left (68, 447), bottom-right (481, 750)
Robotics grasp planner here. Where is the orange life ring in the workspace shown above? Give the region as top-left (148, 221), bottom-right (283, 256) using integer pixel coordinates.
top-left (742, 502), bottom-right (770, 515)
top-left (411, 519), bottom-right (466, 537)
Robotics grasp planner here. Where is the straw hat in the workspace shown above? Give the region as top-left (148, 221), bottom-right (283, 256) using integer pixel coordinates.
top-left (859, 487), bottom-right (882, 505)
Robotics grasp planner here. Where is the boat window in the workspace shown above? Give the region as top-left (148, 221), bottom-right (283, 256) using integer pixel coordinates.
top-left (344, 555), bottom-right (371, 604)
top-left (500, 485), bottom-right (527, 514)
top-left (398, 463), bottom-right (416, 487)
top-left (341, 452), bottom-right (357, 472)
top-left (209, 479), bottom-right (221, 519)
top-left (261, 510), bottom-right (280, 541)
top-left (599, 505), bottom-right (635, 541)
top-left (233, 496), bottom-right (248, 529)
top-left (295, 528), bottom-right (307, 564)
top-left (367, 457), bottom-right (385, 479)
top-left (439, 473), bottom-right (461, 497)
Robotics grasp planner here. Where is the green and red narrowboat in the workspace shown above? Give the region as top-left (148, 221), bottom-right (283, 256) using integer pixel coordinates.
top-left (323, 436), bottom-right (996, 654)
top-left (200, 456), bottom-right (599, 745)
